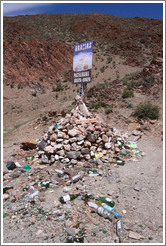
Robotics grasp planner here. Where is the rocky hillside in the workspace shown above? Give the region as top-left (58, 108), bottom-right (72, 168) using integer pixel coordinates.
top-left (3, 13), bottom-right (163, 86)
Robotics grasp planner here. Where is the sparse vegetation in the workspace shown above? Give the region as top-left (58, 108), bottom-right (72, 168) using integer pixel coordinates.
top-left (122, 88), bottom-right (134, 98)
top-left (90, 100), bottom-right (107, 109)
top-left (107, 57), bottom-right (112, 64)
top-left (52, 82), bottom-right (63, 92)
top-left (133, 103), bottom-right (160, 120)
top-left (105, 107), bottom-right (113, 114)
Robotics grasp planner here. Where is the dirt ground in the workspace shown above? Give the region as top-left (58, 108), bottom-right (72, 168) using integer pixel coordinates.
top-left (3, 89), bottom-right (164, 243)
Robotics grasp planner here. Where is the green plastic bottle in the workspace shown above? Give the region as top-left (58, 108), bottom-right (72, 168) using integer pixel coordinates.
top-left (87, 169), bottom-right (102, 176)
top-left (25, 156), bottom-right (34, 161)
top-left (60, 194), bottom-right (80, 204)
top-left (40, 181), bottom-right (50, 188)
top-left (97, 197), bottom-right (115, 207)
top-left (113, 160), bottom-right (125, 166)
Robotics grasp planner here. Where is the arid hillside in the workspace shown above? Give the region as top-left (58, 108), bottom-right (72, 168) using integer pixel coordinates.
top-left (3, 13), bottom-right (162, 86)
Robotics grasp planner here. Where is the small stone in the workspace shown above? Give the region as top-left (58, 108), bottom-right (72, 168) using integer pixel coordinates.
top-left (77, 135), bottom-right (85, 141)
top-left (68, 129), bottom-right (80, 137)
top-left (56, 138), bottom-right (64, 143)
top-left (66, 151), bottom-right (81, 159)
top-left (50, 133), bottom-right (58, 142)
top-left (105, 143), bottom-right (111, 149)
top-left (64, 145), bottom-right (71, 151)
top-left (65, 227), bottom-right (76, 236)
top-left (77, 140), bottom-right (84, 145)
top-left (128, 231), bottom-right (144, 239)
top-left (55, 155), bottom-right (59, 160)
top-left (29, 217), bottom-right (36, 223)
top-left (6, 161), bottom-right (17, 170)
top-left (44, 145), bottom-right (55, 154)
top-left (87, 133), bottom-right (97, 143)
top-left (41, 154), bottom-right (49, 164)
top-left (39, 196), bottom-right (45, 202)
top-left (54, 144), bottom-right (62, 151)
top-left (71, 142), bottom-right (78, 151)
top-left (57, 149), bottom-right (65, 156)
top-left (3, 194), bottom-right (9, 200)
top-left (69, 137), bottom-right (77, 143)
top-left (134, 185), bottom-right (141, 191)
top-left (84, 140), bottom-right (91, 147)
top-left (38, 140), bottom-right (47, 151)
top-left (81, 148), bottom-right (90, 154)
top-left (102, 134), bottom-right (109, 143)
top-left (48, 125), bottom-right (55, 134)
top-left (84, 154), bottom-right (91, 160)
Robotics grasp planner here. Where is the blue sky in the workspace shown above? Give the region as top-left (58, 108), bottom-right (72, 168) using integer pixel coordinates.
top-left (3, 2), bottom-right (163, 19)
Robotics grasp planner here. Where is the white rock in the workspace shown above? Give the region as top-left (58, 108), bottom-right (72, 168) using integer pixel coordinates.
top-left (55, 155), bottom-right (59, 160)
top-left (54, 144), bottom-right (62, 151)
top-left (71, 142), bottom-right (78, 151)
top-left (63, 158), bottom-right (70, 163)
top-left (68, 129), bottom-right (80, 137)
top-left (63, 140), bottom-right (69, 145)
top-left (44, 146), bottom-right (55, 154)
top-left (56, 138), bottom-right (64, 143)
top-left (84, 154), bottom-right (91, 160)
top-left (77, 140), bottom-right (84, 145)
top-left (105, 143), bottom-right (111, 149)
top-left (77, 135), bottom-right (85, 141)
top-left (3, 194), bottom-right (9, 200)
top-left (64, 144), bottom-right (71, 151)
top-left (84, 140), bottom-right (91, 147)
top-left (57, 149), bottom-right (65, 156)
top-left (50, 133), bottom-right (57, 142)
top-left (69, 137), bottom-right (77, 143)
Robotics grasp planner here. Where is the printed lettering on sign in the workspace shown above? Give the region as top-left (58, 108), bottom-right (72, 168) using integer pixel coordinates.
top-left (73, 41), bottom-right (93, 84)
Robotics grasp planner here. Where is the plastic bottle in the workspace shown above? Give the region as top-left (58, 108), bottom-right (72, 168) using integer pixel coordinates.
top-left (79, 194), bottom-right (93, 203)
top-left (25, 156), bottom-right (34, 161)
top-left (59, 194), bottom-right (80, 204)
top-left (97, 197), bottom-right (115, 207)
top-left (87, 201), bottom-right (98, 210)
top-left (113, 160), bottom-right (125, 166)
top-left (116, 219), bottom-right (124, 242)
top-left (67, 171), bottom-right (84, 185)
top-left (55, 169), bottom-right (64, 177)
top-left (87, 169), bottom-right (102, 176)
top-left (87, 201), bottom-right (114, 221)
top-left (40, 181), bottom-right (50, 188)
top-left (90, 151), bottom-right (95, 159)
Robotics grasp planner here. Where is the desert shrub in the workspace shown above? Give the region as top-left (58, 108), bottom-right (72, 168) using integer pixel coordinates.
top-left (52, 82), bottom-right (63, 92)
top-left (10, 82), bottom-right (14, 88)
top-left (122, 88), bottom-right (134, 98)
top-left (86, 91), bottom-right (93, 98)
top-left (107, 57), bottom-right (112, 64)
top-left (100, 66), bottom-right (105, 73)
top-left (90, 100), bottom-right (107, 109)
top-left (105, 107), bottom-right (113, 114)
top-left (133, 103), bottom-right (160, 119)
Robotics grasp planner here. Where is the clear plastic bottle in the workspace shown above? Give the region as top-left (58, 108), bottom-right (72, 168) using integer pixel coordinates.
top-left (116, 219), bottom-right (124, 242)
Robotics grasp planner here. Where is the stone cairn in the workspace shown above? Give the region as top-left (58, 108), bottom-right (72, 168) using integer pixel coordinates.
top-left (36, 96), bottom-right (131, 167)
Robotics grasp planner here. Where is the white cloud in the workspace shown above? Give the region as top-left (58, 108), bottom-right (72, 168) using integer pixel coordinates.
top-left (3, 3), bottom-right (52, 16)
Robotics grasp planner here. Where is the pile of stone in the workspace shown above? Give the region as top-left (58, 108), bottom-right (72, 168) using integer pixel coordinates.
top-left (36, 106), bottom-right (130, 166)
